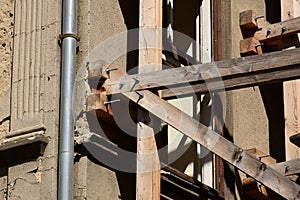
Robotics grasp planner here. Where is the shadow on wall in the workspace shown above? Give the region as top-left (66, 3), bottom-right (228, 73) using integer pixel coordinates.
top-left (261, 0), bottom-right (285, 162)
top-left (118, 0), bottom-right (139, 75)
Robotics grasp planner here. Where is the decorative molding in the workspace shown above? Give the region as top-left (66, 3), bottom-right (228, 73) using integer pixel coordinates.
top-left (6, 124), bottom-right (46, 138)
top-left (11, 0), bottom-right (45, 131)
top-left (0, 130), bottom-right (48, 152)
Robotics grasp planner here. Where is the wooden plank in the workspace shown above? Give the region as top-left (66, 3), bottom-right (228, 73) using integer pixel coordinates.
top-left (120, 90), bottom-right (300, 199)
top-left (270, 158), bottom-right (300, 176)
top-left (253, 17), bottom-right (300, 43)
top-left (136, 0), bottom-right (162, 199)
top-left (159, 60), bottom-right (300, 99)
top-left (243, 150), bottom-right (299, 199)
top-left (246, 148), bottom-right (276, 165)
top-left (242, 177), bottom-right (282, 200)
top-left (290, 133), bottom-right (300, 147)
top-left (104, 48), bottom-right (300, 98)
top-left (282, 0), bottom-right (300, 161)
top-left (240, 10), bottom-right (270, 30)
top-left (240, 37), bottom-right (263, 56)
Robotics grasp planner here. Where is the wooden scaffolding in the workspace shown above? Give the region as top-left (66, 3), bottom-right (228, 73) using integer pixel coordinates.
top-left (84, 1), bottom-right (300, 199)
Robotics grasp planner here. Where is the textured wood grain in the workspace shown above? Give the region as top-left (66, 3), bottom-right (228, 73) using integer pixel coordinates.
top-left (136, 0), bottom-right (162, 199)
top-left (240, 10), bottom-right (270, 30)
top-left (254, 17), bottom-right (300, 43)
top-left (120, 90), bottom-right (300, 200)
top-left (240, 37), bottom-right (263, 56)
top-left (282, 0), bottom-right (300, 161)
top-left (270, 158), bottom-right (300, 176)
top-left (103, 48), bottom-right (300, 99)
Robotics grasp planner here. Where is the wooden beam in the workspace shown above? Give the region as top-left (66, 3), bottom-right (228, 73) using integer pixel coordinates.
top-left (119, 90), bottom-right (300, 199)
top-left (240, 10), bottom-right (270, 30)
top-left (282, 0), bottom-right (300, 161)
top-left (253, 17), bottom-right (300, 43)
top-left (270, 158), bottom-right (300, 176)
top-left (103, 48), bottom-right (300, 98)
top-left (240, 37), bottom-right (263, 56)
top-left (246, 148), bottom-right (276, 165)
top-left (239, 10), bottom-right (271, 39)
top-left (136, 0), bottom-right (162, 199)
top-left (242, 177), bottom-right (282, 200)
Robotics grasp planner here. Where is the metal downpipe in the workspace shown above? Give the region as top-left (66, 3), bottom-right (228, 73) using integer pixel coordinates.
top-left (58, 0), bottom-right (77, 199)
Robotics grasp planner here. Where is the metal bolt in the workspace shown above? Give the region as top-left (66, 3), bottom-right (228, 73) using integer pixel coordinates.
top-left (105, 68), bottom-right (118, 78)
top-left (133, 77), bottom-right (140, 83)
top-left (105, 67), bottom-right (118, 73)
top-left (285, 166), bottom-right (290, 173)
top-left (257, 182), bottom-right (262, 187)
top-left (119, 81), bottom-right (125, 90)
top-left (254, 42), bottom-right (264, 48)
top-left (260, 163), bottom-right (267, 171)
top-left (103, 99), bottom-right (120, 105)
top-left (136, 91), bottom-right (144, 99)
top-left (233, 149), bottom-right (243, 162)
top-left (254, 15), bottom-right (264, 21)
top-left (282, 26), bottom-right (287, 34)
top-left (266, 28), bottom-right (272, 36)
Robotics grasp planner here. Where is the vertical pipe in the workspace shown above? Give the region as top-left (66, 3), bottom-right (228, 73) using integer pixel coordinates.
top-left (58, 0), bottom-right (77, 199)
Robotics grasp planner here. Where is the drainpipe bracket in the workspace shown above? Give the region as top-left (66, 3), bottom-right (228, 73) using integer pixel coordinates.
top-left (59, 33), bottom-right (80, 41)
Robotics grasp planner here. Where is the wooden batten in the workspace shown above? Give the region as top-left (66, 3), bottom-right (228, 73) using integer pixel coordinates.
top-left (240, 10), bottom-right (270, 39)
top-left (240, 10), bottom-right (300, 53)
top-left (253, 17), bottom-right (300, 43)
top-left (242, 177), bottom-right (283, 200)
top-left (104, 48), bottom-right (300, 99)
top-left (136, 0), bottom-right (162, 199)
top-left (240, 37), bottom-right (263, 56)
top-left (240, 10), bottom-right (270, 30)
top-left (270, 158), bottom-right (300, 176)
top-left (246, 148), bottom-right (276, 165)
top-left (243, 149), bottom-right (282, 199)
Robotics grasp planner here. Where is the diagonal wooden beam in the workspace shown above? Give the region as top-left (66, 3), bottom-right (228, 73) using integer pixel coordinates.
top-left (103, 48), bottom-right (300, 98)
top-left (120, 90), bottom-right (300, 200)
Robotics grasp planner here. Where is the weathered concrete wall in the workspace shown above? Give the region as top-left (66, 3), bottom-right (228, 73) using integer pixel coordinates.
top-left (0, 0), bottom-right (275, 199)
top-left (221, 1), bottom-right (269, 199)
top-left (74, 0), bottom-right (129, 199)
top-left (0, 0), bottom-right (13, 96)
top-left (74, 156), bottom-right (123, 200)
top-left (0, 1), bottom-right (13, 197)
top-left (225, 0), bottom-right (268, 153)
top-left (0, 0), bottom-right (13, 140)
top-left (0, 0), bottom-right (62, 199)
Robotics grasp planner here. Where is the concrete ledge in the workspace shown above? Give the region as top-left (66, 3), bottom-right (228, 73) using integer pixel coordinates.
top-left (0, 131), bottom-right (49, 152)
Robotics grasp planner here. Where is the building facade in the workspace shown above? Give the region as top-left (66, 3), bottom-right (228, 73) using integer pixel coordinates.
top-left (0, 0), bottom-right (297, 199)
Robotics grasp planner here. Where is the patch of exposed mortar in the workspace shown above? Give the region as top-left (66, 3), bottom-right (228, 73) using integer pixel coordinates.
top-left (0, 120), bottom-right (9, 140)
top-left (75, 60), bottom-right (92, 140)
top-left (27, 157), bottom-right (43, 183)
top-left (74, 58), bottom-right (111, 145)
